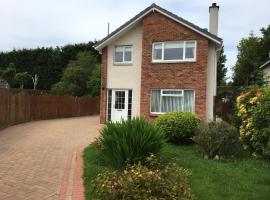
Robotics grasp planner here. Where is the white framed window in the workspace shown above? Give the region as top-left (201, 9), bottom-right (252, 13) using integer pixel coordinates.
top-left (152, 41), bottom-right (196, 63)
top-left (114, 45), bottom-right (132, 64)
top-left (150, 89), bottom-right (195, 114)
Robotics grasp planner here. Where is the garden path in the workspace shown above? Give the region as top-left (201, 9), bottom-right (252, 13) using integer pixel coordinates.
top-left (0, 116), bottom-right (101, 200)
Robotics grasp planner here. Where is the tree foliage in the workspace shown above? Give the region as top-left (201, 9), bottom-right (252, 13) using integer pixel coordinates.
top-left (217, 45), bottom-right (227, 86)
top-left (1, 63), bottom-right (17, 86)
top-left (260, 25), bottom-right (270, 62)
top-left (232, 26), bottom-right (270, 87)
top-left (87, 64), bottom-right (100, 97)
top-left (14, 72), bottom-right (31, 89)
top-left (0, 41), bottom-right (100, 90)
top-left (51, 52), bottom-right (98, 96)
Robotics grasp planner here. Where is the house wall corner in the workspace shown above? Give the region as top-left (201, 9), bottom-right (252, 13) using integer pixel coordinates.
top-left (100, 47), bottom-right (108, 124)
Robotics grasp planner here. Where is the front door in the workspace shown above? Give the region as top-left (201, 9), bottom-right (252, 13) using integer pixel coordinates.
top-left (111, 90), bottom-right (128, 122)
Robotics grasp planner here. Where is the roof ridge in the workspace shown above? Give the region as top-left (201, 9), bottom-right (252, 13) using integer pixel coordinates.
top-left (94, 3), bottom-right (222, 49)
top-left (152, 4), bottom-right (221, 41)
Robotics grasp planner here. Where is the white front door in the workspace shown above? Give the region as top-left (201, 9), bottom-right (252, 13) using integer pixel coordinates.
top-left (111, 90), bottom-right (128, 122)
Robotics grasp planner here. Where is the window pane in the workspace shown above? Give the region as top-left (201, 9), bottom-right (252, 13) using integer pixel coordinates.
top-left (125, 46), bottom-right (131, 52)
top-left (115, 47), bottom-right (123, 63)
top-left (128, 90), bottom-right (132, 119)
top-left (151, 90), bottom-right (161, 112)
top-left (161, 96), bottom-right (183, 112)
top-left (162, 90), bottom-right (183, 96)
top-left (185, 42), bottom-right (195, 59)
top-left (164, 42), bottom-right (183, 60)
top-left (124, 47), bottom-right (132, 62)
top-left (115, 91), bottom-right (125, 109)
top-left (153, 43), bottom-right (162, 60)
top-left (183, 90), bottom-right (195, 112)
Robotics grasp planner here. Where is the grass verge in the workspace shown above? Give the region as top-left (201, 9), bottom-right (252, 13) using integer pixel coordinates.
top-left (83, 144), bottom-right (270, 200)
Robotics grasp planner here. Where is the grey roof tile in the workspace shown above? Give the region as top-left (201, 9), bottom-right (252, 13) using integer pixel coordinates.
top-left (94, 3), bottom-right (222, 49)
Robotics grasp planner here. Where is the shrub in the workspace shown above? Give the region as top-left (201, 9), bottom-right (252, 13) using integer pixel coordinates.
top-left (98, 117), bottom-right (165, 168)
top-left (156, 112), bottom-right (200, 144)
top-left (193, 121), bottom-right (242, 159)
top-left (236, 88), bottom-right (270, 158)
top-left (91, 155), bottom-right (195, 200)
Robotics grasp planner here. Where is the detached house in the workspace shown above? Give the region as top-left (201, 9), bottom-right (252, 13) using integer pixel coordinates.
top-left (94, 3), bottom-right (222, 123)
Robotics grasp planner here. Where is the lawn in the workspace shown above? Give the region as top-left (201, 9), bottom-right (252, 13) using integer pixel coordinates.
top-left (83, 144), bottom-right (270, 200)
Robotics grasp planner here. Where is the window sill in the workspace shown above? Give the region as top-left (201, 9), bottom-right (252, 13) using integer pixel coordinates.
top-left (149, 113), bottom-right (164, 118)
top-left (113, 63), bottom-right (133, 66)
top-left (152, 60), bottom-right (196, 64)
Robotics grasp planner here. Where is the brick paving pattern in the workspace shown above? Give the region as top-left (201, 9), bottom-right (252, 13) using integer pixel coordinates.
top-left (0, 116), bottom-right (100, 200)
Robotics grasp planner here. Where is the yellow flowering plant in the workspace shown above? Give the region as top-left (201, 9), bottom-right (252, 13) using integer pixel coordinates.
top-left (91, 155), bottom-right (195, 200)
top-left (236, 88), bottom-right (270, 158)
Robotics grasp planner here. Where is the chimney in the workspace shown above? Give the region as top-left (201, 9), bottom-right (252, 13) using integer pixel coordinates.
top-left (209, 3), bottom-right (219, 35)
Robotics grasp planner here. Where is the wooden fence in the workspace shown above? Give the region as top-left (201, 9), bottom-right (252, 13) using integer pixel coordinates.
top-left (215, 86), bottom-right (240, 123)
top-left (0, 89), bottom-right (99, 129)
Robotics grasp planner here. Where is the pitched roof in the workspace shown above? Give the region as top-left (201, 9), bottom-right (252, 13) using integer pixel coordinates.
top-left (94, 3), bottom-right (222, 50)
top-left (260, 60), bottom-right (270, 69)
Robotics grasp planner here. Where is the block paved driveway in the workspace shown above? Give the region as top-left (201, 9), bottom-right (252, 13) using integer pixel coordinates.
top-left (0, 116), bottom-right (101, 200)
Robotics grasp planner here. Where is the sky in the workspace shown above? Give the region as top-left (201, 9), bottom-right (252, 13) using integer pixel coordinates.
top-left (0, 0), bottom-right (269, 79)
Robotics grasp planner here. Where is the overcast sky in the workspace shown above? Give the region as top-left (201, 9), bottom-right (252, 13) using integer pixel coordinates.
top-left (0, 0), bottom-right (269, 79)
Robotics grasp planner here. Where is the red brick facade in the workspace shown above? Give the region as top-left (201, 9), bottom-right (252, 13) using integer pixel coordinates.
top-left (100, 47), bottom-right (107, 124)
top-left (140, 12), bottom-right (208, 120)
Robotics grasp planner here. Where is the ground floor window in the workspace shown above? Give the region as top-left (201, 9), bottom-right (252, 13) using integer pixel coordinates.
top-left (107, 90), bottom-right (112, 121)
top-left (128, 90), bottom-right (132, 119)
top-left (150, 89), bottom-right (195, 113)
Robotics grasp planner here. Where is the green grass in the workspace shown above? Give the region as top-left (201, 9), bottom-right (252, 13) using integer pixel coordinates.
top-left (83, 145), bottom-right (107, 200)
top-left (83, 144), bottom-right (270, 200)
top-left (163, 144), bottom-right (270, 200)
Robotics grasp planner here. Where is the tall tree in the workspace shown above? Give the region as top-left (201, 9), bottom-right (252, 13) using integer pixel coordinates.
top-left (232, 33), bottom-right (264, 86)
top-left (1, 63), bottom-right (17, 86)
top-left (51, 52), bottom-right (98, 96)
top-left (87, 64), bottom-right (100, 97)
top-left (0, 41), bottom-right (100, 90)
top-left (14, 72), bottom-right (31, 89)
top-left (260, 25), bottom-right (270, 62)
top-left (217, 45), bottom-right (227, 86)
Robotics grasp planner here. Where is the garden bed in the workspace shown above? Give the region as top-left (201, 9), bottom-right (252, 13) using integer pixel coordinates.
top-left (83, 144), bottom-right (270, 200)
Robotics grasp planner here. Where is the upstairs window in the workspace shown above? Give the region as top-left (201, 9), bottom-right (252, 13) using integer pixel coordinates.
top-left (164, 42), bottom-right (184, 60)
top-left (185, 41), bottom-right (196, 60)
top-left (152, 41), bottom-right (196, 62)
top-left (114, 46), bottom-right (132, 64)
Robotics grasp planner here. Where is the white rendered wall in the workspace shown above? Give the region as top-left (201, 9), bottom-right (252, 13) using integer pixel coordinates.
top-left (106, 24), bottom-right (143, 117)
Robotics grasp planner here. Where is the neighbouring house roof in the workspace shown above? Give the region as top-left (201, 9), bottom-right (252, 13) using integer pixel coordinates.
top-left (0, 76), bottom-right (9, 89)
top-left (260, 60), bottom-right (270, 69)
top-left (94, 3), bottom-right (223, 51)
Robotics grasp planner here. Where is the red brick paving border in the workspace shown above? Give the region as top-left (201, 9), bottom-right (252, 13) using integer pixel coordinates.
top-left (72, 149), bottom-right (84, 200)
top-left (58, 149), bottom-right (85, 200)
top-left (58, 150), bottom-right (73, 200)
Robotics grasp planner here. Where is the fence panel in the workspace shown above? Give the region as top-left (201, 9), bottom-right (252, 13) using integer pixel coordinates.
top-left (0, 89), bottom-right (99, 129)
top-left (0, 90), bottom-right (9, 128)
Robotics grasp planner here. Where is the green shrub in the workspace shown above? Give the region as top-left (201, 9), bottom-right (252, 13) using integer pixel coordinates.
top-left (237, 88), bottom-right (270, 158)
top-left (98, 117), bottom-right (165, 168)
top-left (91, 155), bottom-right (195, 200)
top-left (156, 112), bottom-right (200, 144)
top-left (193, 121), bottom-right (242, 159)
